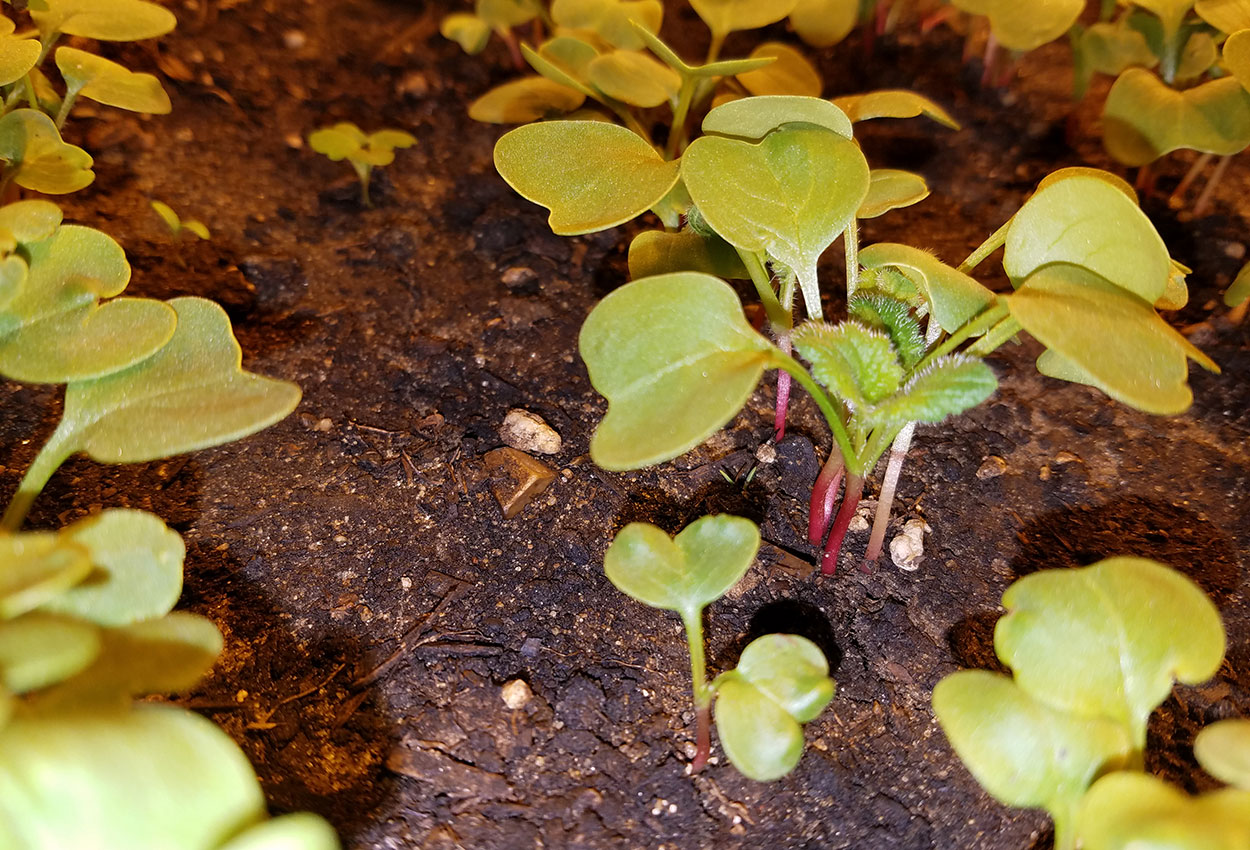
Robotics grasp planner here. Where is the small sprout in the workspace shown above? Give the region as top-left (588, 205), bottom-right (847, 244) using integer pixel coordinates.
top-left (308, 122), bottom-right (416, 207)
top-left (150, 200), bottom-right (210, 241)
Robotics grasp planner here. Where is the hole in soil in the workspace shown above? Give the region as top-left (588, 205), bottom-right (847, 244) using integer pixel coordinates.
top-left (728, 599), bottom-right (843, 678)
top-left (1010, 496), bottom-right (1241, 606)
top-left (613, 478), bottom-right (770, 536)
top-left (947, 610), bottom-right (1008, 674)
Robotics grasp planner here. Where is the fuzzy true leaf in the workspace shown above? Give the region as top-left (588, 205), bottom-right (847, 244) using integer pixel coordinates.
top-left (789, 0), bottom-right (857, 46)
top-left (689, 0), bottom-right (799, 38)
top-left (682, 125), bottom-right (869, 319)
top-left (858, 169), bottom-right (930, 219)
top-left (793, 321), bottom-right (903, 406)
top-left (736, 42), bottom-right (822, 97)
top-left (1103, 70), bottom-right (1250, 166)
top-left (933, 670), bottom-right (1132, 817)
top-left (55, 46), bottom-right (170, 114)
top-left (33, 0), bottom-right (176, 41)
top-left (1008, 264), bottom-right (1214, 415)
top-left (1195, 719), bottom-right (1250, 790)
top-left (0, 612), bottom-right (100, 693)
top-left (39, 509), bottom-right (184, 627)
top-left (603, 515), bottom-right (760, 616)
top-left (863, 355), bottom-right (997, 427)
top-left (831, 90), bottom-right (959, 129)
top-left (0, 109), bottom-right (94, 194)
top-left (579, 273), bottom-right (774, 469)
top-left (997, 556), bottom-right (1225, 747)
top-left (0, 224), bottom-right (176, 384)
top-left (586, 50), bottom-right (680, 107)
top-left (847, 292), bottom-right (925, 369)
top-left (0, 704), bottom-right (266, 849)
top-left (701, 95), bottom-right (852, 140)
top-left (1076, 773), bottom-right (1250, 850)
top-left (0, 533), bottom-right (91, 619)
top-left (1005, 173), bottom-right (1170, 303)
top-left (55, 297), bottom-right (301, 464)
top-left (627, 229), bottom-right (750, 280)
top-left (858, 243), bottom-right (996, 333)
top-left (495, 121), bottom-right (678, 235)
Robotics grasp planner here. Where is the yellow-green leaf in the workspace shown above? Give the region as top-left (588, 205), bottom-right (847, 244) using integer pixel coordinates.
top-left (858, 243), bottom-right (996, 332)
top-left (858, 169), bottom-right (929, 218)
top-left (736, 42), bottom-right (822, 97)
top-left (0, 109), bottom-right (94, 194)
top-left (0, 533), bottom-right (91, 619)
top-left (627, 229), bottom-right (750, 279)
top-left (469, 76), bottom-right (587, 123)
top-left (440, 13), bottom-right (492, 54)
top-left (1103, 70), bottom-right (1250, 166)
top-left (33, 0), bottom-right (177, 41)
top-left (55, 46), bottom-right (170, 114)
top-left (789, 0), bottom-right (858, 47)
top-left (701, 95), bottom-right (852, 140)
top-left (831, 89), bottom-right (960, 129)
top-left (586, 49), bottom-right (680, 107)
top-left (1195, 719), bottom-right (1250, 790)
top-left (689, 0), bottom-right (798, 38)
top-left (0, 612), bottom-right (100, 693)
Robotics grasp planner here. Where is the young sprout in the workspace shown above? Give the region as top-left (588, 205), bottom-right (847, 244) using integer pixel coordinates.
top-left (308, 122), bottom-right (416, 207)
top-left (151, 200), bottom-right (210, 241)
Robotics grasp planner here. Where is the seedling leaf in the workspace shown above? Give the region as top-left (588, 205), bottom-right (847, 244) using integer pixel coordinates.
top-left (0, 109), bottom-right (94, 194)
top-left (579, 273), bottom-right (774, 470)
top-left (682, 125), bottom-right (869, 318)
top-left (218, 813), bottom-right (342, 850)
top-left (0, 533), bottom-right (91, 619)
top-left (0, 612), bottom-right (100, 693)
top-left (713, 673), bottom-right (804, 780)
top-left (1195, 719), bottom-right (1250, 789)
top-left (627, 229), bottom-right (750, 279)
top-left (39, 509), bottom-right (185, 626)
top-left (551, 0), bottom-right (662, 50)
top-left (793, 321), bottom-right (903, 406)
top-left (689, 0), bottom-right (799, 38)
top-left (0, 224), bottom-right (176, 384)
top-left (1103, 70), bottom-right (1250, 166)
top-left (58, 296), bottom-right (302, 464)
top-left (701, 95), bottom-right (852, 140)
top-left (0, 199), bottom-right (61, 243)
top-left (0, 20), bottom-right (40, 86)
top-left (1197, 0), bottom-right (1250, 32)
top-left (933, 670), bottom-right (1132, 814)
top-left (1076, 773), bottom-right (1250, 850)
top-left (789, 0), bottom-right (857, 47)
top-left (736, 42), bottom-right (822, 97)
top-left (1226, 262), bottom-right (1250, 307)
top-left (586, 50), bottom-right (680, 107)
top-left (495, 120), bottom-right (679, 235)
top-left (1004, 174), bottom-right (1170, 303)
top-left (858, 243), bottom-right (996, 332)
top-left (440, 13), bottom-right (492, 54)
top-left (996, 556), bottom-right (1225, 746)
top-left (603, 514), bottom-right (759, 616)
top-left (1224, 29), bottom-right (1250, 94)
top-left (863, 354), bottom-right (997, 427)
top-left (950, 0), bottom-right (1083, 51)
top-left (1007, 264), bottom-right (1212, 415)
top-left (858, 169), bottom-right (930, 218)
top-left (32, 0), bottom-right (177, 41)
top-left (831, 90), bottom-right (960, 129)
top-left (471, 77), bottom-right (587, 123)
top-left (732, 633), bottom-right (834, 723)
top-left (477, 0), bottom-right (541, 30)
top-left (847, 292), bottom-right (925, 369)
top-left (54, 46), bottom-right (170, 114)
top-left (0, 704), bottom-right (265, 848)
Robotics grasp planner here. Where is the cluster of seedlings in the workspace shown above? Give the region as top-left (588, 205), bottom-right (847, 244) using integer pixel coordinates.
top-left (444, 0), bottom-right (1247, 838)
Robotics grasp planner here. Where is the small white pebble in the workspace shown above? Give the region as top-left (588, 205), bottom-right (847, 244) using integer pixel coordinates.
top-left (500, 409), bottom-right (562, 454)
top-left (754, 443), bottom-right (777, 464)
top-left (890, 519), bottom-right (930, 571)
top-left (501, 679), bottom-right (532, 710)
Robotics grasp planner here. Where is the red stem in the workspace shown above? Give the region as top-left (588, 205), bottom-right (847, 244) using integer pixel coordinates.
top-left (875, 0), bottom-right (894, 36)
top-left (821, 473), bottom-right (864, 576)
top-left (690, 704), bottom-right (711, 773)
top-left (808, 451), bottom-right (845, 545)
top-left (774, 333), bottom-right (793, 439)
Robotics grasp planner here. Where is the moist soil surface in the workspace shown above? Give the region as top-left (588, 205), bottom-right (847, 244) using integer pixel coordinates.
top-left (2, 1), bottom-right (1250, 848)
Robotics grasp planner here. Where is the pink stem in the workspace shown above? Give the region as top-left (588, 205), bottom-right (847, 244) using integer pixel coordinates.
top-left (821, 473), bottom-right (864, 576)
top-left (774, 332), bottom-right (793, 439)
top-left (690, 704), bottom-right (711, 773)
top-left (502, 29), bottom-right (525, 71)
top-left (875, 0), bottom-right (894, 36)
top-left (981, 32), bottom-right (999, 88)
top-left (808, 451), bottom-right (845, 545)
top-left (863, 425), bottom-right (914, 567)
top-left (922, 6), bottom-right (959, 34)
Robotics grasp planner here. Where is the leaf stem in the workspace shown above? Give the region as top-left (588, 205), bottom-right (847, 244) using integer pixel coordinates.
top-left (2, 421), bottom-right (76, 532)
top-left (820, 472), bottom-right (863, 575)
top-left (958, 218), bottom-right (1012, 274)
top-left (706, 31), bottom-right (725, 64)
top-left (54, 86), bottom-right (79, 130)
top-left (770, 351), bottom-right (858, 472)
top-left (965, 315), bottom-right (1022, 357)
top-left (808, 449), bottom-right (844, 544)
top-left (665, 77), bottom-right (697, 160)
top-left (863, 422), bottom-right (915, 565)
top-left (845, 222), bottom-right (860, 298)
top-left (738, 248), bottom-right (790, 332)
top-left (914, 301), bottom-right (1010, 372)
top-left (682, 608), bottom-right (713, 772)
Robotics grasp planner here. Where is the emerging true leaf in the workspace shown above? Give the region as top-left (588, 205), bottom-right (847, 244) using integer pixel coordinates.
top-left (603, 514), bottom-right (760, 617)
top-left (793, 321), bottom-right (903, 407)
top-left (682, 124), bottom-right (869, 318)
top-left (701, 95), bottom-right (852, 140)
top-left (862, 355), bottom-right (998, 428)
top-left (495, 121), bottom-right (679, 235)
top-left (1103, 70), bottom-right (1250, 166)
top-left (847, 292), bottom-right (925, 369)
top-left (579, 273), bottom-right (775, 469)
top-left (996, 556), bottom-right (1225, 747)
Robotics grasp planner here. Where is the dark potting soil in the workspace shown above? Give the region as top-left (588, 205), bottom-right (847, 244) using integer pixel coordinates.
top-left (1, 1), bottom-right (1249, 848)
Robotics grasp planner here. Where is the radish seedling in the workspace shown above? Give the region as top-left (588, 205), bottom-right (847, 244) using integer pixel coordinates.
top-left (933, 557), bottom-right (1234, 850)
top-left (308, 122), bottom-right (416, 207)
top-left (604, 514), bottom-right (834, 778)
top-left (151, 200), bottom-right (210, 241)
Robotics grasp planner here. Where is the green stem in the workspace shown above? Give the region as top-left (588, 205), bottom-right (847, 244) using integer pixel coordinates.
top-left (845, 221), bottom-right (860, 298)
top-left (682, 608), bottom-right (713, 772)
top-left (966, 315), bottom-right (1022, 357)
top-left (958, 218), bottom-right (1012, 274)
top-left (353, 162), bottom-right (372, 207)
top-left (914, 301), bottom-right (1010, 372)
top-left (2, 421), bottom-right (76, 532)
top-left (54, 85), bottom-right (79, 130)
top-left (665, 77), bottom-right (698, 160)
top-left (738, 248), bottom-right (790, 332)
top-left (706, 31), bottom-right (725, 64)
top-left (771, 351), bottom-right (858, 472)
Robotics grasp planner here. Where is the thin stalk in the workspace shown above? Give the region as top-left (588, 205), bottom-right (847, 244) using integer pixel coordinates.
top-left (706, 31), bottom-right (725, 64)
top-left (844, 222), bottom-right (860, 299)
top-left (1136, 161), bottom-right (1156, 196)
top-left (54, 86), bottom-right (79, 130)
top-left (980, 32), bottom-right (1000, 88)
top-left (2, 422), bottom-right (76, 532)
top-left (772, 352), bottom-right (857, 471)
top-left (820, 473), bottom-right (864, 575)
top-left (500, 28), bottom-right (526, 71)
top-left (958, 219), bottom-right (1011, 274)
top-left (682, 609), bottom-right (713, 773)
top-left (966, 315), bottom-right (1022, 357)
top-left (808, 449), bottom-right (844, 544)
top-left (665, 77), bottom-right (698, 160)
top-left (1170, 151), bottom-right (1213, 206)
top-left (863, 422), bottom-right (915, 565)
top-left (774, 332), bottom-right (793, 440)
top-left (914, 301), bottom-right (1010, 372)
top-left (353, 162), bottom-right (372, 207)
top-left (738, 249), bottom-right (789, 332)
top-left (1192, 153), bottom-right (1233, 218)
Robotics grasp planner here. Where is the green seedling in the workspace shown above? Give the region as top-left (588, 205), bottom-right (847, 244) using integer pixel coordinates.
top-left (932, 557), bottom-right (1232, 850)
top-left (604, 514), bottom-right (834, 778)
top-left (932, 0), bottom-right (1083, 85)
top-left (1226, 261), bottom-right (1250, 312)
top-left (308, 123), bottom-right (416, 207)
top-left (0, 199), bottom-right (331, 847)
top-left (151, 200), bottom-right (210, 241)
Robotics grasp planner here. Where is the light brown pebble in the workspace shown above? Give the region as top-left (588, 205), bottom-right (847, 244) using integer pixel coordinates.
top-left (501, 679), bottom-right (532, 709)
top-left (500, 409), bottom-right (562, 454)
top-left (976, 456), bottom-right (1007, 479)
